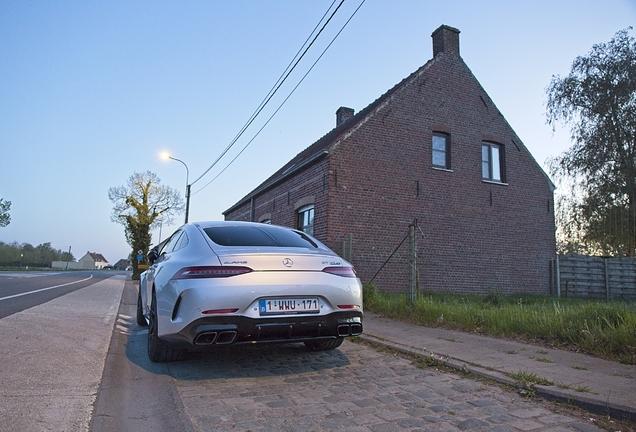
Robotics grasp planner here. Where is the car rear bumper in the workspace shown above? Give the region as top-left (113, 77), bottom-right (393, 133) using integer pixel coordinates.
top-left (160, 311), bottom-right (363, 347)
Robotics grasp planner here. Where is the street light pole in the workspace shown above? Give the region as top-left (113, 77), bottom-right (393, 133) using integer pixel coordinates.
top-left (164, 155), bottom-right (191, 224)
top-left (185, 184), bottom-right (191, 224)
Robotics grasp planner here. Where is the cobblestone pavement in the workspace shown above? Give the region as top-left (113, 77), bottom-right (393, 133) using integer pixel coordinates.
top-left (167, 340), bottom-right (606, 432)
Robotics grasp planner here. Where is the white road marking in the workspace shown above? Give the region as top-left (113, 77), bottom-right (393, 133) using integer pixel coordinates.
top-left (0, 275), bottom-right (93, 301)
top-left (0, 272), bottom-right (62, 278)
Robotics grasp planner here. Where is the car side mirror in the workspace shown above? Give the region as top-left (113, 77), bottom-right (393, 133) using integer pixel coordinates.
top-left (147, 249), bottom-right (158, 264)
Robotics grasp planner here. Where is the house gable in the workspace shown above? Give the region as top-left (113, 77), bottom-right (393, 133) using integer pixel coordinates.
top-left (224, 25), bottom-right (556, 295)
top-left (77, 251), bottom-right (109, 269)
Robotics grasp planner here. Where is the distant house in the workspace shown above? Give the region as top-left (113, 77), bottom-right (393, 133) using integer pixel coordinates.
top-left (224, 25), bottom-right (556, 295)
top-left (77, 252), bottom-right (109, 269)
top-left (52, 251), bottom-right (109, 270)
top-left (113, 258), bottom-right (131, 271)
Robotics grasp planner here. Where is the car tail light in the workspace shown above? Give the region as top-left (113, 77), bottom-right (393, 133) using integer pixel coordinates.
top-left (322, 266), bottom-right (357, 277)
top-left (202, 308), bottom-right (239, 315)
top-left (337, 304), bottom-right (361, 309)
top-left (172, 266), bottom-right (252, 279)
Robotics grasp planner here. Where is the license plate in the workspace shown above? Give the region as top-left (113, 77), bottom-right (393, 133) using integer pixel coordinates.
top-left (259, 298), bottom-right (320, 315)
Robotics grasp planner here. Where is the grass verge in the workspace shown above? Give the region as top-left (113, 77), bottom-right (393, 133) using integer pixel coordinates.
top-left (363, 283), bottom-right (636, 364)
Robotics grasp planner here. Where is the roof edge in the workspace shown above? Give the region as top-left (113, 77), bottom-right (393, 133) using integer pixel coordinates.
top-left (223, 150), bottom-right (329, 216)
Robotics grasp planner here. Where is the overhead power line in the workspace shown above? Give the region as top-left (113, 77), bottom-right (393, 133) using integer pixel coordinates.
top-left (191, 0), bottom-right (345, 186)
top-left (193, 0), bottom-right (366, 196)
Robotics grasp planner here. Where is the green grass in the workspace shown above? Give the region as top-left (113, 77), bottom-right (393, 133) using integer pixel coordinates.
top-left (363, 283), bottom-right (636, 365)
top-left (506, 370), bottom-right (553, 386)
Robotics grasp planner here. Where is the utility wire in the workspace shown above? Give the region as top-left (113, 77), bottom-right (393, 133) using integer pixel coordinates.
top-left (193, 0), bottom-right (366, 196)
top-left (220, 0), bottom-right (339, 157)
top-left (191, 0), bottom-right (345, 186)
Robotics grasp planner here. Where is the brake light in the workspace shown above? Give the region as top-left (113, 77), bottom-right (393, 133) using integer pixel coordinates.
top-left (337, 304), bottom-right (361, 309)
top-left (322, 266), bottom-right (357, 277)
top-left (202, 308), bottom-right (239, 315)
top-left (172, 266), bottom-right (252, 279)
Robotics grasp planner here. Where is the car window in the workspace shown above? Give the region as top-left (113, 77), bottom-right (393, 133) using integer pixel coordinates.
top-left (204, 225), bottom-right (318, 248)
top-left (174, 231), bottom-right (189, 251)
top-left (162, 231), bottom-right (183, 254)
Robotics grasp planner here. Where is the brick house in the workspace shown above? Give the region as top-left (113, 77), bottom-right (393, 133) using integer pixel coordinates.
top-left (224, 25), bottom-right (556, 295)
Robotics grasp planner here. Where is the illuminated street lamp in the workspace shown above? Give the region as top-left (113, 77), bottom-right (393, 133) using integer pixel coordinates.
top-left (162, 153), bottom-right (191, 223)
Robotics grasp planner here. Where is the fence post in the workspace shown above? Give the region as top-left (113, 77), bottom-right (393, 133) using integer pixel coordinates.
top-left (604, 257), bottom-right (610, 300)
top-left (556, 254), bottom-right (561, 298)
top-left (409, 223), bottom-right (416, 305)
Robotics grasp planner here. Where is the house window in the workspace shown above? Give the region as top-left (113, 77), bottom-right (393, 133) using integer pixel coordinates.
top-left (297, 205), bottom-right (314, 236)
top-left (432, 133), bottom-right (450, 169)
top-left (482, 142), bottom-right (504, 182)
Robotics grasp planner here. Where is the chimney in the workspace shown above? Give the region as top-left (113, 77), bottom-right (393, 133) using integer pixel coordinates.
top-left (336, 106), bottom-right (354, 126)
top-left (432, 25), bottom-right (460, 57)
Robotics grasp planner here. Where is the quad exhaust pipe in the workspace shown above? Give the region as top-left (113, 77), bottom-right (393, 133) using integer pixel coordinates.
top-left (194, 330), bottom-right (237, 346)
top-left (337, 323), bottom-right (363, 337)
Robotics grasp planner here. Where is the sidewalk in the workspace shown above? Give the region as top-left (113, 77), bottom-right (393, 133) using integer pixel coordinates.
top-left (0, 275), bottom-right (125, 432)
top-left (359, 312), bottom-right (636, 422)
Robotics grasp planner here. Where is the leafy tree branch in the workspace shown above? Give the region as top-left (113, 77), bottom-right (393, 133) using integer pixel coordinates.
top-left (547, 28), bottom-right (636, 256)
top-left (0, 198), bottom-right (11, 227)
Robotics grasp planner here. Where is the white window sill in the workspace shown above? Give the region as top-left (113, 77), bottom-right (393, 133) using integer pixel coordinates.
top-left (432, 167), bottom-right (454, 173)
top-left (482, 179), bottom-right (508, 186)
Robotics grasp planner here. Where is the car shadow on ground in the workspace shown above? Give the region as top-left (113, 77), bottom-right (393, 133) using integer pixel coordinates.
top-left (124, 323), bottom-right (351, 381)
top-left (168, 343), bottom-right (351, 380)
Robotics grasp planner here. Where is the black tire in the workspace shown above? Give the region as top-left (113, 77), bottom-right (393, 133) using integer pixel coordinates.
top-left (148, 291), bottom-right (182, 362)
top-left (136, 286), bottom-right (147, 326)
top-left (304, 337), bottom-right (344, 351)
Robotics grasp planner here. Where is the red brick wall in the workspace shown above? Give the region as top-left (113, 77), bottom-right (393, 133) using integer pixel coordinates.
top-left (225, 49), bottom-right (556, 295)
top-left (225, 159), bottom-right (331, 241)
top-left (325, 52), bottom-right (555, 295)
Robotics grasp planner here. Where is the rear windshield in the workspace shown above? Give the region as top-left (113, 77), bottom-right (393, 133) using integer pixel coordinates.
top-left (203, 225), bottom-right (319, 248)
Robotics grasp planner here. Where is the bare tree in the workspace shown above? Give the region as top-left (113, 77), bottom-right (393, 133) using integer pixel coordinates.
top-left (547, 28), bottom-right (636, 256)
top-left (108, 171), bottom-right (184, 277)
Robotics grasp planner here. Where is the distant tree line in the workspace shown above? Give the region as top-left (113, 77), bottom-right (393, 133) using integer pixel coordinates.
top-left (0, 241), bottom-right (75, 267)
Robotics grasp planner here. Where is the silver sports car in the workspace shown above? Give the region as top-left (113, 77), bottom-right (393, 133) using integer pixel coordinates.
top-left (137, 221), bottom-right (363, 362)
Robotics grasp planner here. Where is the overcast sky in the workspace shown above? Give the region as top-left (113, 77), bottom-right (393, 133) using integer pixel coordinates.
top-left (1, 0), bottom-right (634, 263)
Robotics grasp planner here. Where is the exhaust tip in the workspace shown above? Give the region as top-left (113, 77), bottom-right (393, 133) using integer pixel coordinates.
top-left (194, 332), bottom-right (218, 345)
top-left (350, 323), bottom-right (363, 335)
top-left (337, 324), bottom-right (351, 337)
top-left (216, 331), bottom-right (237, 345)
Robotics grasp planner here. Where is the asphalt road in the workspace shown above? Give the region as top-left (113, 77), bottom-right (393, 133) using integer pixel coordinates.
top-left (0, 270), bottom-right (126, 319)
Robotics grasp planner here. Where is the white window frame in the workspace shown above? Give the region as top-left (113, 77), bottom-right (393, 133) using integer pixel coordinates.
top-left (432, 132), bottom-right (450, 169)
top-left (297, 205), bottom-right (314, 236)
top-left (482, 142), bottom-right (503, 182)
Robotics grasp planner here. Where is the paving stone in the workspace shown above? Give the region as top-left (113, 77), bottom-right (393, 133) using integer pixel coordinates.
top-left (169, 341), bottom-right (610, 431)
top-left (457, 418), bottom-right (490, 429)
